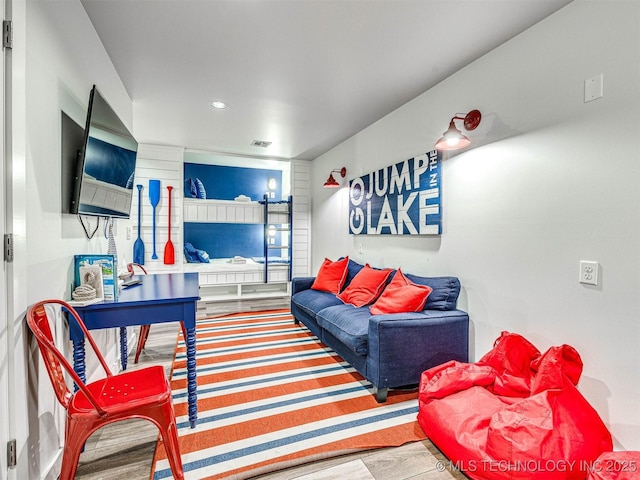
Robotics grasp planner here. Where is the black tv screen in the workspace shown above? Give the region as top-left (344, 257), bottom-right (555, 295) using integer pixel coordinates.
top-left (71, 85), bottom-right (137, 218)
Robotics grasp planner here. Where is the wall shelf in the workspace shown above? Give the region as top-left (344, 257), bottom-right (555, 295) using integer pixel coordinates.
top-left (183, 198), bottom-right (264, 224)
top-left (197, 279), bottom-right (291, 303)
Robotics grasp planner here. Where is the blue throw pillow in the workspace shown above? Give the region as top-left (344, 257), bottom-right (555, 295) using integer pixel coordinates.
top-left (194, 178), bottom-right (206, 199)
top-left (184, 242), bottom-right (210, 263)
top-left (184, 178), bottom-right (207, 199)
top-left (184, 178), bottom-right (197, 198)
top-left (184, 242), bottom-right (200, 262)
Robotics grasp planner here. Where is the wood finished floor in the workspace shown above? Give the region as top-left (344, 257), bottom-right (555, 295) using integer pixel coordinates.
top-left (75, 301), bottom-right (468, 480)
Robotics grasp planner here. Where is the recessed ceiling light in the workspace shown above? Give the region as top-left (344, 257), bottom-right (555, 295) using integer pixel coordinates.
top-left (209, 101), bottom-right (227, 109)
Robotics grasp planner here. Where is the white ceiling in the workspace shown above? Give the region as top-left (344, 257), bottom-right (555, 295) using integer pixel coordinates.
top-left (81, 0), bottom-right (572, 161)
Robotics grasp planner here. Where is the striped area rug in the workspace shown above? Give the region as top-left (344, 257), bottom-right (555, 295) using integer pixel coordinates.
top-left (151, 309), bottom-right (426, 480)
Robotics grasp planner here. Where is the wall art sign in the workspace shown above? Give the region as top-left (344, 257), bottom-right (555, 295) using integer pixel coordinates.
top-left (348, 150), bottom-right (442, 235)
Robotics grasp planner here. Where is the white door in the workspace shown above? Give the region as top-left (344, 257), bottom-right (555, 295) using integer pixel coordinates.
top-left (0, 0), bottom-right (9, 479)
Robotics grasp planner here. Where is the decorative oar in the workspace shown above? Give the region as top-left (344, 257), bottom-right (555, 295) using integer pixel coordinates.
top-left (149, 179), bottom-right (161, 260)
top-left (164, 185), bottom-right (175, 264)
top-left (133, 184), bottom-right (145, 264)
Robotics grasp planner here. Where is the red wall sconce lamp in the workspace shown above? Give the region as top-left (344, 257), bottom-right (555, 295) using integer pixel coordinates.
top-left (323, 167), bottom-right (347, 188)
top-left (435, 109), bottom-right (482, 151)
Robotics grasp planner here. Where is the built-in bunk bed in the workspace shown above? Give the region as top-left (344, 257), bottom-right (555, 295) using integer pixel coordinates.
top-left (182, 196), bottom-right (292, 302)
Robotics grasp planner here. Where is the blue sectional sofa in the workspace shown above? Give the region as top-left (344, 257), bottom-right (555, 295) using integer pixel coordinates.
top-left (290, 259), bottom-right (469, 402)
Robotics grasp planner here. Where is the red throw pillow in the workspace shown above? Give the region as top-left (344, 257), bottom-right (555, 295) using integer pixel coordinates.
top-left (337, 264), bottom-right (392, 307)
top-left (311, 257), bottom-right (349, 294)
top-left (369, 268), bottom-right (432, 315)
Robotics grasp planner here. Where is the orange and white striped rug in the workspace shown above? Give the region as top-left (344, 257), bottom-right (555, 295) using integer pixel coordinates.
top-left (151, 309), bottom-right (426, 480)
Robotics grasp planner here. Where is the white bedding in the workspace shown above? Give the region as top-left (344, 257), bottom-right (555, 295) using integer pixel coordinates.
top-left (183, 257), bottom-right (288, 273)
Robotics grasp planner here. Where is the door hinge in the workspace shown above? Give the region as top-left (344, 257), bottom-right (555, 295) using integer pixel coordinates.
top-left (4, 233), bottom-right (13, 262)
top-left (7, 439), bottom-right (16, 468)
top-left (3, 20), bottom-right (12, 49)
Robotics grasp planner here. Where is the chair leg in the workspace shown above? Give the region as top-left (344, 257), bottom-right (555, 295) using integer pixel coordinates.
top-left (135, 324), bottom-right (151, 363)
top-left (161, 418), bottom-right (185, 480)
top-left (150, 400), bottom-right (185, 480)
top-left (59, 418), bottom-right (90, 480)
top-left (180, 321), bottom-right (187, 342)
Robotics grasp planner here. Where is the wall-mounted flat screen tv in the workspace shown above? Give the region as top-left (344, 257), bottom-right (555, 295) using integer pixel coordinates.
top-left (70, 85), bottom-right (138, 218)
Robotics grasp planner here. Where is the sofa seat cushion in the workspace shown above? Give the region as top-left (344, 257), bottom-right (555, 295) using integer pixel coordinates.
top-left (316, 304), bottom-right (371, 356)
top-left (291, 289), bottom-right (344, 319)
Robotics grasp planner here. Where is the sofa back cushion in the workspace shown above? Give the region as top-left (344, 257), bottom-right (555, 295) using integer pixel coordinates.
top-left (404, 273), bottom-right (461, 311)
top-left (333, 259), bottom-right (462, 311)
top-left (343, 258), bottom-right (365, 289)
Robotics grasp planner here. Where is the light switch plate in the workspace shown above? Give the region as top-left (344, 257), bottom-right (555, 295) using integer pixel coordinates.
top-left (585, 74), bottom-right (603, 102)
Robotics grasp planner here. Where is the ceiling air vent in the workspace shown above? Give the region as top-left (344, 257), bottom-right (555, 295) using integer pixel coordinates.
top-left (251, 140), bottom-right (272, 148)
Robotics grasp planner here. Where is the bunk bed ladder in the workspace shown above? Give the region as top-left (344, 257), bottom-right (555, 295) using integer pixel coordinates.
top-left (287, 195), bottom-right (293, 281)
top-left (262, 194), bottom-right (293, 283)
top-left (263, 195), bottom-right (268, 283)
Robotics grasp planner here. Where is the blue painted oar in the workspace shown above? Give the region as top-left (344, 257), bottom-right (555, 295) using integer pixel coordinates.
top-left (149, 179), bottom-right (161, 259)
top-left (133, 185), bottom-right (145, 264)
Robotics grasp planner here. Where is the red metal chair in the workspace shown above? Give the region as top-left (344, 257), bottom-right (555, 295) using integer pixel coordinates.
top-left (26, 299), bottom-right (184, 480)
top-left (128, 263), bottom-right (188, 363)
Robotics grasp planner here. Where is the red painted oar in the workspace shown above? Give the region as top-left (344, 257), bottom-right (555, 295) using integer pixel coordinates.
top-left (164, 185), bottom-right (175, 264)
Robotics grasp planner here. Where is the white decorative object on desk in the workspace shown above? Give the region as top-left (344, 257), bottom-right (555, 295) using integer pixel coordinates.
top-left (79, 265), bottom-right (104, 299)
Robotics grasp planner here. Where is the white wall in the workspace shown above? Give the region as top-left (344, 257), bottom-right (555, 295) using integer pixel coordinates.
top-left (10, 1), bottom-right (134, 477)
top-left (311, 0), bottom-right (640, 449)
top-left (10, 2), bottom-right (639, 478)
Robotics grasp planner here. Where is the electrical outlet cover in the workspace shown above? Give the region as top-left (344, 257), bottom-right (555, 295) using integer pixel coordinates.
top-left (579, 260), bottom-right (599, 286)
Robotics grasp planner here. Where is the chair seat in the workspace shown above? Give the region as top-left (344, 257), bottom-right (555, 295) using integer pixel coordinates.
top-left (71, 365), bottom-right (170, 413)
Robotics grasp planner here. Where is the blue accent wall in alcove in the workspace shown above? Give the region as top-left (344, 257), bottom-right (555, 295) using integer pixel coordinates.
top-left (184, 223), bottom-right (265, 259)
top-left (183, 163), bottom-right (282, 201)
top-left (183, 162), bottom-right (285, 260)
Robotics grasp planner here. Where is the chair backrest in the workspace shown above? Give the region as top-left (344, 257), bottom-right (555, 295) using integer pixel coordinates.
top-left (26, 299), bottom-right (113, 415)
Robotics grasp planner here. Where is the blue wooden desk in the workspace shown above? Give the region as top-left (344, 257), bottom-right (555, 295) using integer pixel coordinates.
top-left (70, 272), bottom-right (200, 428)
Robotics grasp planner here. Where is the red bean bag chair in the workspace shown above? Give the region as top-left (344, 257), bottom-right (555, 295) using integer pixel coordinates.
top-left (586, 452), bottom-right (640, 480)
top-left (417, 331), bottom-right (613, 480)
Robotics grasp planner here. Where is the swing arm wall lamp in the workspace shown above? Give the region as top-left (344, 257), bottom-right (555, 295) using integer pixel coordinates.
top-left (323, 167), bottom-right (347, 188)
top-left (435, 109), bottom-right (482, 151)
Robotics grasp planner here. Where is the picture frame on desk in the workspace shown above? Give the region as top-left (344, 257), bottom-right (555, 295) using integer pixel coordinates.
top-left (74, 254), bottom-right (118, 300)
top-left (79, 264), bottom-right (104, 299)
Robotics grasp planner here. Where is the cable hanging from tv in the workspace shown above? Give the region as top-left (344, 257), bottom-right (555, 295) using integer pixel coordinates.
top-left (77, 214), bottom-right (100, 240)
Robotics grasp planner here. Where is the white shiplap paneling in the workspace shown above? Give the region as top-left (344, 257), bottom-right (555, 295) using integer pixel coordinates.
top-left (291, 160), bottom-right (311, 277)
top-left (131, 144), bottom-right (183, 272)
